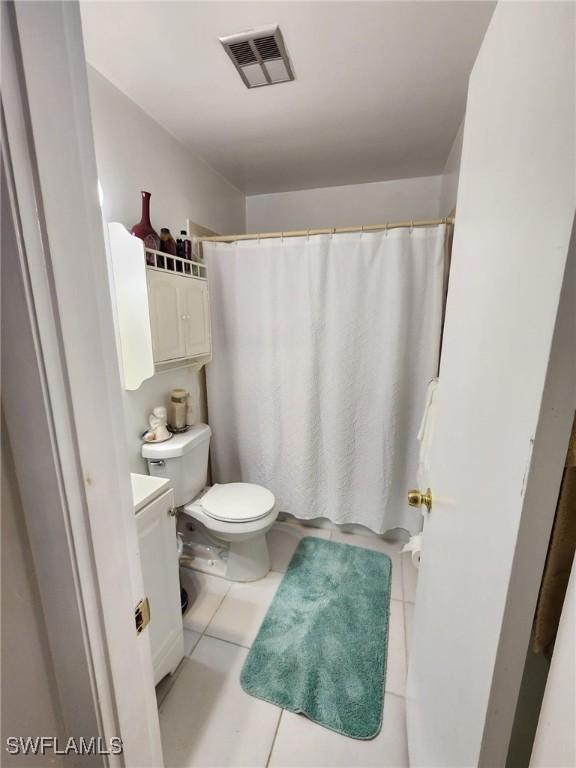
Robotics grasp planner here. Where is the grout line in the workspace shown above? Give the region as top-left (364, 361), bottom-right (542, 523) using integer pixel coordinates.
top-left (403, 600), bottom-right (409, 665)
top-left (385, 691), bottom-right (407, 702)
top-left (400, 553), bottom-right (409, 664)
top-left (203, 633), bottom-right (251, 650)
top-left (156, 656), bottom-right (190, 711)
top-left (182, 628), bottom-right (202, 657)
top-left (190, 579), bottom-right (231, 638)
top-left (265, 709), bottom-right (284, 768)
top-left (397, 550), bottom-right (412, 667)
top-left (399, 548), bottom-right (406, 603)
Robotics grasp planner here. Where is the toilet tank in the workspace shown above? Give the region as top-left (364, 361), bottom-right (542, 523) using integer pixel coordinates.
top-left (141, 424), bottom-right (211, 507)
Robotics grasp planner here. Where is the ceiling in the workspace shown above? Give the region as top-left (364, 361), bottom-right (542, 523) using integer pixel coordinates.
top-left (81, 1), bottom-right (495, 195)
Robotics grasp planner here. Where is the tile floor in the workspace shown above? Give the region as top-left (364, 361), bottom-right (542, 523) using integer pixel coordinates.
top-left (157, 520), bottom-right (418, 768)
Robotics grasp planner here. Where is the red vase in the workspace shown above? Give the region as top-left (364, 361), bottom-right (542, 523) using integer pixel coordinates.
top-left (131, 191), bottom-right (160, 250)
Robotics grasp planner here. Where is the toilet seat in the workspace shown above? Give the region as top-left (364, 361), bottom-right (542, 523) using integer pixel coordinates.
top-left (199, 482), bottom-right (275, 523)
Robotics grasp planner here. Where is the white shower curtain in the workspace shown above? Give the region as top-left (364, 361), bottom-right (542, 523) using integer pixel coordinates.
top-left (204, 226), bottom-right (445, 535)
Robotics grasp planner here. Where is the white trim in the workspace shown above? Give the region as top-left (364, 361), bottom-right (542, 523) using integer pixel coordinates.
top-left (481, 218), bottom-right (576, 765)
top-left (2, 3), bottom-right (163, 764)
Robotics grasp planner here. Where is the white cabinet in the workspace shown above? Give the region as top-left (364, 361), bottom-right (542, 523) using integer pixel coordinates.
top-left (107, 222), bottom-right (212, 389)
top-left (147, 270), bottom-right (188, 362)
top-left (135, 487), bottom-right (183, 685)
top-left (184, 278), bottom-right (212, 358)
top-left (147, 268), bottom-right (211, 364)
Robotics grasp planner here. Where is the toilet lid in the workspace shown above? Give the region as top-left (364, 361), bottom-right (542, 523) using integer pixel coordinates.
top-left (200, 483), bottom-right (276, 523)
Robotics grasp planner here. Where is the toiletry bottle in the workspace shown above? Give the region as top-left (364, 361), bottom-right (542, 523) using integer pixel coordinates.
top-left (181, 230), bottom-right (192, 260)
top-left (160, 227), bottom-right (177, 256)
top-left (176, 235), bottom-right (185, 260)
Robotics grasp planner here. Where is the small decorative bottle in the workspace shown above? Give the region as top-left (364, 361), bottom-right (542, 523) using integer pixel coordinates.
top-left (181, 230), bottom-right (192, 260)
top-left (159, 228), bottom-right (177, 255)
top-left (131, 191), bottom-right (160, 250)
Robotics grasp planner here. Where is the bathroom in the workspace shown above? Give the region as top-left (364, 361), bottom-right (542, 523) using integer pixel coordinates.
top-left (2, 2), bottom-right (575, 767)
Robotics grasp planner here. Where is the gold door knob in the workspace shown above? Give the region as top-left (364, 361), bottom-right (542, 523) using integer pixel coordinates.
top-left (408, 488), bottom-right (432, 513)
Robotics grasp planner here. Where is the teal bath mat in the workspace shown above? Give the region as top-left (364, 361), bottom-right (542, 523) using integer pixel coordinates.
top-left (240, 537), bottom-right (391, 739)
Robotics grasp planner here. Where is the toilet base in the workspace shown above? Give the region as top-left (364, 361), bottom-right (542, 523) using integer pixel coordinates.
top-left (178, 517), bottom-right (271, 582)
top-left (226, 535), bottom-right (271, 582)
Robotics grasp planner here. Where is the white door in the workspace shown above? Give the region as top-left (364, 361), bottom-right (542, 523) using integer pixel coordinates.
top-left (136, 489), bottom-right (183, 685)
top-left (183, 278), bottom-right (211, 358)
top-left (147, 269), bottom-right (188, 362)
top-left (407, 4), bottom-right (575, 767)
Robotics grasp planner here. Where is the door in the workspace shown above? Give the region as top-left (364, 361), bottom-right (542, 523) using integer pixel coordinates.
top-left (406, 4), bottom-right (575, 767)
top-left (147, 269), bottom-right (188, 362)
top-left (183, 278), bottom-right (211, 358)
top-left (136, 489), bottom-right (183, 685)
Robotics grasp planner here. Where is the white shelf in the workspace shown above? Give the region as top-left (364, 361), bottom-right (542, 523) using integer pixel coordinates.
top-left (145, 247), bottom-right (207, 280)
top-left (107, 223), bottom-right (212, 390)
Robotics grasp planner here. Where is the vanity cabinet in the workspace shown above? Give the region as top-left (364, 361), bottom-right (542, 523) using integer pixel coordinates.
top-left (107, 222), bottom-right (212, 390)
top-left (135, 487), bottom-right (183, 686)
top-left (147, 268), bottom-right (211, 364)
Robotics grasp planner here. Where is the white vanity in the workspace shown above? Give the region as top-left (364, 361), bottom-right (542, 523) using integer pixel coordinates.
top-left (131, 473), bottom-right (183, 686)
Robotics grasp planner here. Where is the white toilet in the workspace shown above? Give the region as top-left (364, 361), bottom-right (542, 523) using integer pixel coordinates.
top-left (142, 424), bottom-right (277, 581)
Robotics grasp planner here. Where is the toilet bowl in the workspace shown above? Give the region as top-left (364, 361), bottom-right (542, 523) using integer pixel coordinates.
top-left (142, 425), bottom-right (277, 581)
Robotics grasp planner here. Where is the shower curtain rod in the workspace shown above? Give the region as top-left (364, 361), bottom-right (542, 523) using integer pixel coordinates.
top-left (200, 216), bottom-right (454, 243)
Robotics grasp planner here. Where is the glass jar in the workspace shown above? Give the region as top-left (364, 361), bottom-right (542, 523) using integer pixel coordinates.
top-left (168, 388), bottom-right (188, 432)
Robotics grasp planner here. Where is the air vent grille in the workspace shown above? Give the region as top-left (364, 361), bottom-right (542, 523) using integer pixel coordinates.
top-left (253, 35), bottom-right (282, 61)
top-left (220, 25), bottom-right (294, 89)
top-left (229, 41), bottom-right (257, 66)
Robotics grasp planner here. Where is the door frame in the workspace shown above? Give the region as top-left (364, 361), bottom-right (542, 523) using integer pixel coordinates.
top-left (2, 2), bottom-right (163, 764)
top-left (481, 216), bottom-right (576, 764)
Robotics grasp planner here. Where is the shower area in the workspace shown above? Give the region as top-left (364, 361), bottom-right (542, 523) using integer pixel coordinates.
top-left (202, 218), bottom-right (451, 538)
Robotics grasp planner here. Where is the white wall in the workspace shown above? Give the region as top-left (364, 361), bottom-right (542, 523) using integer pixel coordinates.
top-left (88, 67), bottom-right (245, 237)
top-left (245, 175), bottom-right (442, 233)
top-left (87, 68), bottom-right (246, 472)
top-left (530, 562), bottom-right (576, 768)
top-left (1, 417), bottom-right (65, 766)
top-left (438, 121), bottom-right (464, 216)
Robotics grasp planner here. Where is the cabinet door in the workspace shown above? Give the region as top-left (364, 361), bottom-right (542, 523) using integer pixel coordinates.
top-left (147, 270), bottom-right (188, 362)
top-left (136, 490), bottom-right (182, 685)
top-left (183, 279), bottom-right (211, 357)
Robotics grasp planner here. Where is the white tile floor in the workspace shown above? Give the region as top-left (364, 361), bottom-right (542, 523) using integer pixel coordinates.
top-left (158, 520), bottom-right (418, 768)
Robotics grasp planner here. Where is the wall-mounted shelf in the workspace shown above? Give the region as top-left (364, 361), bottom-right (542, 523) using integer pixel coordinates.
top-left (107, 223), bottom-right (212, 390)
top-left (145, 247), bottom-right (207, 280)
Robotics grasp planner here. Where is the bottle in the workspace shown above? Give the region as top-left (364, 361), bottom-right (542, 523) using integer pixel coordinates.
top-left (176, 235), bottom-right (185, 259)
top-left (168, 388), bottom-right (188, 432)
top-left (159, 228), bottom-right (176, 256)
top-left (181, 230), bottom-right (192, 260)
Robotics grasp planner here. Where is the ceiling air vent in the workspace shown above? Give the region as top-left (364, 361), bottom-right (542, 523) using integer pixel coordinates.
top-left (220, 25), bottom-right (294, 89)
